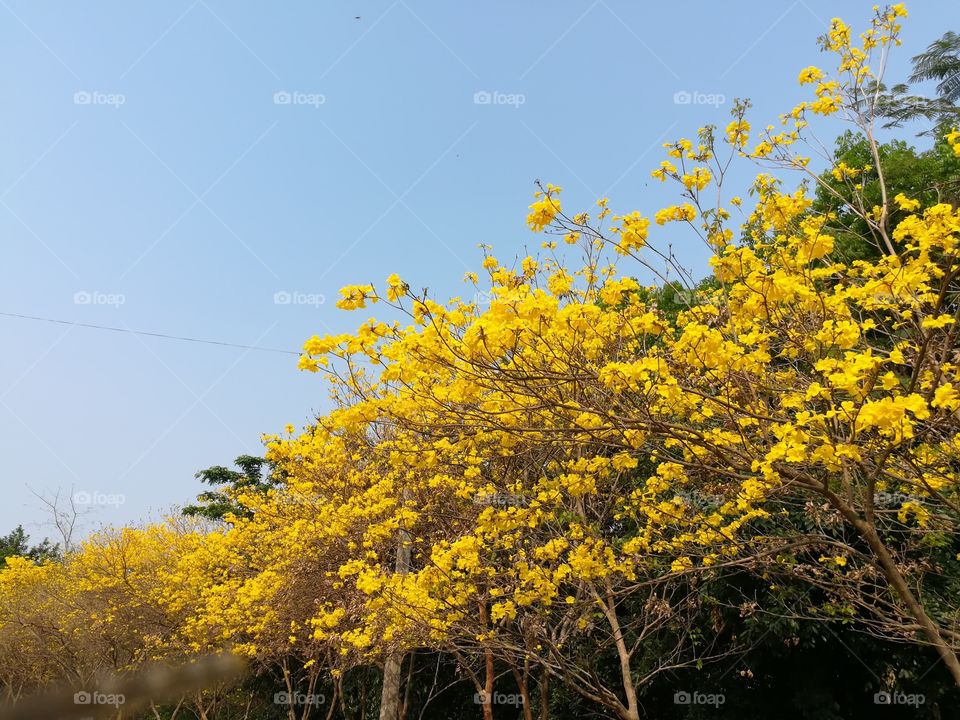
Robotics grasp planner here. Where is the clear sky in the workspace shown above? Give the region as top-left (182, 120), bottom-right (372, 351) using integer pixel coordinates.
top-left (1, 1), bottom-right (955, 542)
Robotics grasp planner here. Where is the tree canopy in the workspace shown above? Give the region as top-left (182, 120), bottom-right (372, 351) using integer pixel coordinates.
top-left (2, 5), bottom-right (960, 719)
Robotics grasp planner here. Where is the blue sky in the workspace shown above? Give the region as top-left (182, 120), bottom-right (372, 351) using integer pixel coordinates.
top-left (0, 1), bottom-right (954, 541)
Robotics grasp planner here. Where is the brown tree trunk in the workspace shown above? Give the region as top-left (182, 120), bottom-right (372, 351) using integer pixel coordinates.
top-left (379, 515), bottom-right (412, 720)
top-left (823, 485), bottom-right (960, 687)
top-left (511, 660), bottom-right (533, 720)
top-left (539, 672), bottom-right (550, 720)
top-left (380, 654), bottom-right (404, 720)
top-left (597, 580), bottom-right (639, 720)
top-left (477, 601), bottom-right (494, 720)
top-left (860, 523), bottom-right (960, 685)
top-left (400, 651), bottom-right (415, 720)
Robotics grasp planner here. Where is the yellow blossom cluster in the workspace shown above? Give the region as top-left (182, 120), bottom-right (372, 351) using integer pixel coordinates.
top-left (3, 5), bottom-right (959, 709)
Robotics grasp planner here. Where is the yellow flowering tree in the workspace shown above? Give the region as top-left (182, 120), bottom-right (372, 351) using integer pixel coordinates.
top-left (0, 519), bottom-right (238, 716)
top-left (2, 5), bottom-right (959, 719)
top-left (281, 4), bottom-right (960, 708)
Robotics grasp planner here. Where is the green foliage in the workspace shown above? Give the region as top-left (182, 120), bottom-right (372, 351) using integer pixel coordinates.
top-left (0, 525), bottom-right (58, 566)
top-left (812, 128), bottom-right (960, 262)
top-left (910, 31), bottom-right (960, 104)
top-left (182, 455), bottom-right (282, 521)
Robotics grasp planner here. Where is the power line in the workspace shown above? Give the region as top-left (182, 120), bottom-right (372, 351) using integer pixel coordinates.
top-left (0, 311), bottom-right (301, 356)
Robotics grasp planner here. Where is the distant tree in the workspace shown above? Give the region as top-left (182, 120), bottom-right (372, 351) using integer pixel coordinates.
top-left (182, 455), bottom-right (282, 521)
top-left (0, 526), bottom-right (59, 566)
top-left (911, 31), bottom-right (960, 104)
top-left (812, 129), bottom-right (960, 262)
top-left (871, 31), bottom-right (960, 132)
top-left (29, 486), bottom-right (87, 554)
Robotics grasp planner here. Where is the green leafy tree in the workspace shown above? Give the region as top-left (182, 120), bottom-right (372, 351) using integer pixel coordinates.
top-left (0, 526), bottom-right (59, 566)
top-left (911, 31), bottom-right (960, 104)
top-left (182, 455), bottom-right (282, 522)
top-left (813, 129), bottom-right (960, 262)
top-left (869, 31), bottom-right (960, 132)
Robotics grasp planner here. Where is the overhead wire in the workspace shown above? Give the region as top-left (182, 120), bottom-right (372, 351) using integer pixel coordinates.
top-left (0, 311), bottom-right (301, 356)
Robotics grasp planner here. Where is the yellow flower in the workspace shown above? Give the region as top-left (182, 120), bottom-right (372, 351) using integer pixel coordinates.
top-left (611, 453), bottom-right (639, 471)
top-left (654, 204), bottom-right (696, 225)
top-left (831, 162), bottom-right (861, 182)
top-left (681, 167), bottom-right (712, 192)
top-left (527, 187), bottom-right (562, 232)
top-left (547, 269), bottom-right (573, 296)
top-left (898, 501), bottom-right (930, 527)
top-left (651, 160), bottom-right (677, 182)
top-left (335, 284), bottom-right (377, 310)
top-left (303, 335), bottom-right (336, 355)
top-left (932, 384), bottom-right (960, 412)
top-left (725, 119), bottom-right (750, 148)
top-left (612, 212), bottom-right (650, 253)
top-left (798, 66), bottom-right (825, 84)
top-left (893, 193), bottom-right (920, 211)
top-left (297, 355), bottom-right (320, 372)
top-left (386, 273), bottom-right (408, 302)
top-left (947, 129), bottom-right (960, 157)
